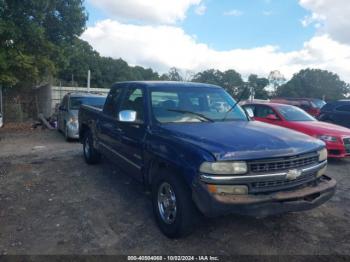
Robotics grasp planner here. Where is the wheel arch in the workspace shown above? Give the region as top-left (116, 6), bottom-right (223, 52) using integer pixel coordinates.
top-left (79, 123), bottom-right (90, 143)
top-left (145, 156), bottom-right (191, 191)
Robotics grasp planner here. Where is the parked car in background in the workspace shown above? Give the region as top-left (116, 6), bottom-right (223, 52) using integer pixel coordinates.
top-left (58, 92), bottom-right (106, 140)
top-left (318, 100), bottom-right (350, 128)
top-left (79, 81), bottom-right (335, 238)
top-left (243, 103), bottom-right (350, 158)
top-left (270, 98), bottom-right (326, 117)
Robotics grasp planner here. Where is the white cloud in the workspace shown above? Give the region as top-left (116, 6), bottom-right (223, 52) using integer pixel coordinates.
top-left (195, 4), bottom-right (207, 16)
top-left (223, 9), bottom-right (243, 17)
top-left (82, 20), bottom-right (350, 82)
top-left (301, 13), bottom-right (325, 27)
top-left (299, 0), bottom-right (350, 44)
top-left (88, 0), bottom-right (202, 24)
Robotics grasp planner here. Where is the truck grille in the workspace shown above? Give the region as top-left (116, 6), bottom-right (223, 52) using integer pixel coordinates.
top-left (343, 138), bottom-right (350, 154)
top-left (249, 153), bottom-right (319, 173)
top-left (250, 173), bottom-right (317, 193)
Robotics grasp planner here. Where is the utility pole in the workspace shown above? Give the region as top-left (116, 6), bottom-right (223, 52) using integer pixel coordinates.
top-left (87, 70), bottom-right (91, 93)
top-left (0, 85), bottom-right (3, 128)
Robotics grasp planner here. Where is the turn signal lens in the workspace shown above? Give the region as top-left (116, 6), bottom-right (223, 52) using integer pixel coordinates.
top-left (208, 185), bottom-right (248, 195)
top-left (318, 148), bottom-right (328, 162)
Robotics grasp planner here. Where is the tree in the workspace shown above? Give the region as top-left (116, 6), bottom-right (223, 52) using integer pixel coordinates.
top-left (160, 67), bottom-right (183, 81)
top-left (248, 74), bottom-right (269, 99)
top-left (58, 38), bottom-right (101, 87)
top-left (192, 69), bottom-right (222, 85)
top-left (276, 69), bottom-right (349, 100)
top-left (0, 0), bottom-right (87, 87)
top-left (268, 70), bottom-right (286, 95)
top-left (192, 69), bottom-right (244, 97)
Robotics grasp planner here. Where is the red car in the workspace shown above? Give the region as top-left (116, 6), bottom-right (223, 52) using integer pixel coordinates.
top-left (243, 103), bottom-right (350, 158)
top-left (270, 98), bottom-right (326, 117)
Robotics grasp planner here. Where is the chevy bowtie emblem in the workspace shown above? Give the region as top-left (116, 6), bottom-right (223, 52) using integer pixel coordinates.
top-left (286, 169), bottom-right (302, 181)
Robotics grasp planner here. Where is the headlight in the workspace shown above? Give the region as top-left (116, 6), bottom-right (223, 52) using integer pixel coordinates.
top-left (317, 135), bottom-right (337, 142)
top-left (199, 161), bottom-right (248, 175)
top-left (68, 117), bottom-right (78, 125)
top-left (318, 148), bottom-right (328, 162)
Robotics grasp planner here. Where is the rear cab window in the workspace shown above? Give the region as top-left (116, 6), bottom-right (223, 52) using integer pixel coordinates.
top-left (336, 105), bottom-right (350, 112)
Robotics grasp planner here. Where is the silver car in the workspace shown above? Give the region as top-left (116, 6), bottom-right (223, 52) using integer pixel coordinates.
top-left (58, 92), bottom-right (106, 140)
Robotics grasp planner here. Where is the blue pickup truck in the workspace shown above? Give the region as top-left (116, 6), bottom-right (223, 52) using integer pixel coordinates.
top-left (79, 81), bottom-right (336, 238)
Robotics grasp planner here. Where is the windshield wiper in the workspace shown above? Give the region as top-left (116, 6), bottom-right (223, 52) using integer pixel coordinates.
top-left (221, 86), bottom-right (250, 121)
top-left (167, 109), bottom-right (214, 122)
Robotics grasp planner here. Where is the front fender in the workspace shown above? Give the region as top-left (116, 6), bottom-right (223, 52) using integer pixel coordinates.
top-left (144, 132), bottom-right (215, 185)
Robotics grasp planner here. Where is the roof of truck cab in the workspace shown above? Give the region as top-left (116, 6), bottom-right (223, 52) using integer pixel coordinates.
top-left (111, 81), bottom-right (222, 89)
top-left (66, 92), bottom-right (107, 98)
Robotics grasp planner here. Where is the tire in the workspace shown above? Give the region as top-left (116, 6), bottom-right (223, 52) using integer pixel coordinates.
top-left (152, 170), bottom-right (198, 238)
top-left (83, 130), bottom-right (101, 165)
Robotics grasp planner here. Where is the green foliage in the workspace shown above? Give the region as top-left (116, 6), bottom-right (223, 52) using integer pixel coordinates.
top-left (276, 69), bottom-right (349, 100)
top-left (0, 0), bottom-right (87, 87)
top-left (192, 69), bottom-right (245, 97)
top-left (248, 74), bottom-right (269, 99)
top-left (160, 67), bottom-right (183, 81)
top-left (58, 39), bottom-right (160, 88)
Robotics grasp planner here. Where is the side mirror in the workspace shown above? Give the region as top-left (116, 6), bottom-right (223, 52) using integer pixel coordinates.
top-left (266, 114), bottom-right (279, 121)
top-left (119, 110), bottom-right (137, 122)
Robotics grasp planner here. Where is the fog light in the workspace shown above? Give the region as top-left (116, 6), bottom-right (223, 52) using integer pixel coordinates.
top-left (208, 185), bottom-right (248, 195)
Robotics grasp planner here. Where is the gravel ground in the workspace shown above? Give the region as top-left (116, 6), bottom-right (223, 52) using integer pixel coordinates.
top-left (0, 128), bottom-right (349, 255)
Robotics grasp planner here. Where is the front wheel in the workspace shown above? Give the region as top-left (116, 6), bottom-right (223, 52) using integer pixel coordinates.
top-left (152, 171), bottom-right (198, 238)
top-left (83, 131), bottom-right (101, 164)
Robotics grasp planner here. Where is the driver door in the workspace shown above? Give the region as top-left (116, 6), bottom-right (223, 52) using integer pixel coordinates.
top-left (115, 85), bottom-right (146, 181)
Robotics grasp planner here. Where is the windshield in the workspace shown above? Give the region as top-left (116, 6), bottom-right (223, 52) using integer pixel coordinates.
top-left (69, 96), bottom-right (106, 110)
top-left (311, 99), bottom-right (326, 109)
top-left (276, 105), bottom-right (316, 121)
top-left (150, 86), bottom-right (248, 123)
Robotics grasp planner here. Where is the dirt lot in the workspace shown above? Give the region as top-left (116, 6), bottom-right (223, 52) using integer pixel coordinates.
top-left (0, 127), bottom-right (349, 255)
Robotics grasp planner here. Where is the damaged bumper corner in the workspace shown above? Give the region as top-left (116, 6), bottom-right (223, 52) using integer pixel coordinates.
top-left (192, 175), bottom-right (336, 218)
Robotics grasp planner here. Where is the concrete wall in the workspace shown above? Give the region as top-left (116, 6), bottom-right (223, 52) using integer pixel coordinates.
top-left (2, 86), bottom-right (110, 122)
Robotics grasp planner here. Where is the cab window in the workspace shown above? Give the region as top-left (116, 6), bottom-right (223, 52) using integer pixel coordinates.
top-left (255, 105), bottom-right (278, 118)
top-left (103, 87), bottom-right (123, 117)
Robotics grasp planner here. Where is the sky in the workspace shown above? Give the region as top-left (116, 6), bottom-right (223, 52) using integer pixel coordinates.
top-left (82, 0), bottom-right (350, 82)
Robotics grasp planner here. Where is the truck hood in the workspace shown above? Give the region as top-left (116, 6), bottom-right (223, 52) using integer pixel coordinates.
top-left (160, 121), bottom-right (324, 161)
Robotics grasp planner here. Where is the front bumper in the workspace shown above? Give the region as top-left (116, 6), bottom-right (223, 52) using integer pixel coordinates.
top-left (66, 124), bottom-right (79, 139)
top-left (192, 161), bottom-right (336, 217)
top-left (326, 142), bottom-right (350, 158)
